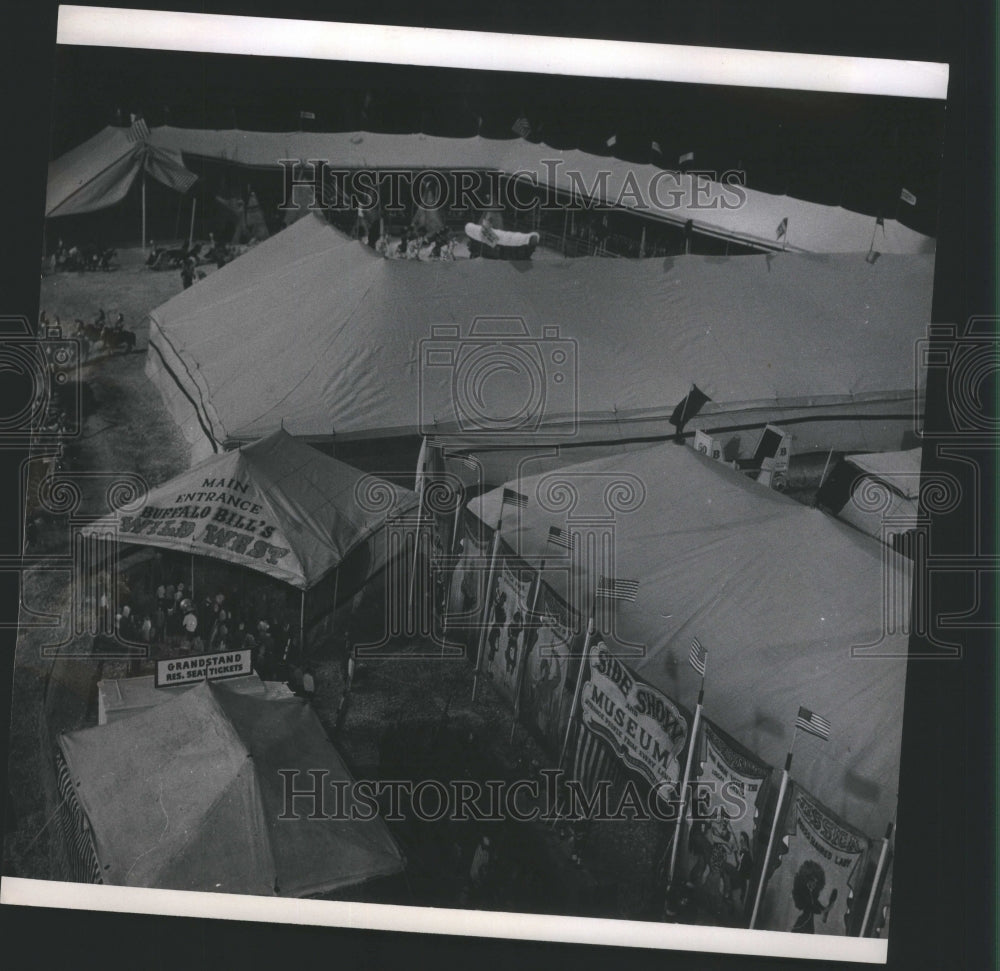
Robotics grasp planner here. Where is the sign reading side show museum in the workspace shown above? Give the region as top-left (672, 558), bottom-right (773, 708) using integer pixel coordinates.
top-left (155, 649), bottom-right (253, 687)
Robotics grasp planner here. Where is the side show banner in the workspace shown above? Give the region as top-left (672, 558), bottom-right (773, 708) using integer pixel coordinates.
top-left (756, 783), bottom-right (872, 936)
top-left (676, 720), bottom-right (773, 918)
top-left (520, 584), bottom-right (578, 755)
top-left (481, 560), bottom-right (534, 701)
top-left (578, 640), bottom-right (689, 790)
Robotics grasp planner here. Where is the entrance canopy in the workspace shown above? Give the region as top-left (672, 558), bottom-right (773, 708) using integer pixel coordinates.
top-left (46, 125), bottom-right (198, 218)
top-left (467, 441), bottom-right (911, 833)
top-left (59, 680), bottom-right (404, 896)
top-left (83, 429), bottom-right (417, 590)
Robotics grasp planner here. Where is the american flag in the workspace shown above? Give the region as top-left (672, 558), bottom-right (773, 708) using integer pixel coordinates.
top-left (651, 140), bottom-right (662, 155)
top-left (547, 526), bottom-right (576, 551)
top-left (796, 706), bottom-right (831, 741)
top-left (446, 451), bottom-right (479, 472)
top-left (678, 150), bottom-right (695, 165)
top-left (511, 116), bottom-right (531, 139)
top-left (502, 488), bottom-right (528, 509)
top-left (596, 575), bottom-right (639, 603)
top-left (605, 134), bottom-right (617, 148)
top-left (899, 187), bottom-right (917, 206)
top-left (689, 637), bottom-right (707, 677)
top-left (127, 117), bottom-right (150, 143)
top-left (776, 217), bottom-right (789, 239)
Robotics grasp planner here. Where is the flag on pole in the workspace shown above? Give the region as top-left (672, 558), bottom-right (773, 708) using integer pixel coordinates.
top-left (899, 187), bottom-right (917, 205)
top-left (776, 217), bottom-right (788, 239)
top-left (502, 488), bottom-right (528, 510)
top-left (689, 637), bottom-right (707, 677)
top-left (796, 706), bottom-right (831, 741)
top-left (605, 134), bottom-right (617, 148)
top-left (512, 116), bottom-right (531, 138)
top-left (678, 151), bottom-right (695, 165)
top-left (596, 575), bottom-right (639, 602)
top-left (299, 110), bottom-right (316, 120)
top-left (548, 526), bottom-right (576, 551)
top-left (127, 117), bottom-right (150, 143)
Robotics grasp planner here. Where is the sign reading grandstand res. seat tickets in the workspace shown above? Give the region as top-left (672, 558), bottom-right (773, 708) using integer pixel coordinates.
top-left (580, 641), bottom-right (688, 787)
top-left (155, 649), bottom-right (252, 687)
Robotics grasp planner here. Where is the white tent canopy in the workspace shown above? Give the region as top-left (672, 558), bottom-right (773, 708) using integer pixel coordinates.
top-left (83, 429), bottom-right (417, 590)
top-left (467, 441), bottom-right (911, 834)
top-left (46, 125), bottom-right (198, 218)
top-left (146, 214), bottom-right (933, 465)
top-left (146, 125), bottom-right (935, 255)
top-left (845, 447), bottom-right (923, 500)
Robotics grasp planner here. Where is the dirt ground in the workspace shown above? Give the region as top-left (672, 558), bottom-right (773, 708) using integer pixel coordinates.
top-left (4, 244), bottom-right (739, 927)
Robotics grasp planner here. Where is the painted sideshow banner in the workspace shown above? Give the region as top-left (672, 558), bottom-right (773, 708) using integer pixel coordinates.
top-left (678, 720), bottom-right (773, 919)
top-left (521, 584), bottom-right (578, 755)
top-left (444, 515), bottom-right (490, 650)
top-left (481, 559), bottom-right (534, 701)
top-left (579, 640), bottom-right (689, 790)
top-left (758, 784), bottom-right (872, 936)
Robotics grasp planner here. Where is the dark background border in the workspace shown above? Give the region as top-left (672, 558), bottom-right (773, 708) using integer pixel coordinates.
top-left (0, 2), bottom-right (994, 970)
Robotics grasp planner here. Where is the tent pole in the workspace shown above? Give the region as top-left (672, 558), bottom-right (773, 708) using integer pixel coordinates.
top-left (666, 686), bottom-right (704, 890)
top-left (299, 588), bottom-right (306, 661)
top-left (190, 553), bottom-right (194, 599)
top-left (141, 169), bottom-right (148, 253)
top-left (471, 516), bottom-right (503, 703)
top-left (749, 739), bottom-right (796, 929)
top-left (510, 561), bottom-right (545, 744)
top-left (860, 822), bottom-right (893, 936)
top-left (558, 603), bottom-right (595, 771)
top-left (189, 196), bottom-right (197, 248)
top-left (814, 448), bottom-right (835, 506)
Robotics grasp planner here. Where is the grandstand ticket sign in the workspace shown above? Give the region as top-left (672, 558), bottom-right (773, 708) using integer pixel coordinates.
top-left (580, 641), bottom-right (688, 787)
top-left (155, 649), bottom-right (253, 687)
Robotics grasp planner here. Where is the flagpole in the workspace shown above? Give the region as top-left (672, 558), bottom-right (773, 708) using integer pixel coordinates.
top-left (510, 559), bottom-right (545, 743)
top-left (814, 448), bottom-right (835, 505)
top-left (666, 677), bottom-right (705, 890)
top-left (749, 727), bottom-right (797, 929)
top-left (189, 196), bottom-right (197, 249)
top-left (407, 436), bottom-right (428, 625)
top-left (451, 482), bottom-right (465, 556)
top-left (141, 169), bottom-right (148, 254)
top-left (558, 602), bottom-right (595, 771)
top-left (471, 512), bottom-right (504, 703)
top-left (299, 588), bottom-right (306, 662)
top-left (859, 821), bottom-right (894, 937)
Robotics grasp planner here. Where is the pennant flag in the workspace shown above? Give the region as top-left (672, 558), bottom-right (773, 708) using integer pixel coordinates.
top-left (899, 187), bottom-right (917, 205)
top-left (689, 636), bottom-right (707, 677)
top-left (502, 487), bottom-right (528, 509)
top-left (299, 110), bottom-right (316, 120)
top-left (511, 116), bottom-right (531, 139)
top-left (548, 526), bottom-right (576, 551)
top-left (651, 140), bottom-right (662, 155)
top-left (796, 706), bottom-right (831, 741)
top-left (127, 117), bottom-right (150, 143)
top-left (605, 134), bottom-right (617, 148)
top-left (669, 384), bottom-right (712, 431)
top-left (596, 576), bottom-right (639, 602)
top-left (678, 151), bottom-right (695, 165)
top-left (776, 217), bottom-right (789, 239)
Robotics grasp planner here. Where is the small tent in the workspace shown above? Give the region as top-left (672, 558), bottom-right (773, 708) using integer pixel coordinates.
top-left (58, 680), bottom-right (404, 895)
top-left (462, 441), bottom-right (911, 835)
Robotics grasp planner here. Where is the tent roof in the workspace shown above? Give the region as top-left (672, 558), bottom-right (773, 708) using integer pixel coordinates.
top-left (845, 447), bottom-right (923, 499)
top-left (84, 429), bottom-right (417, 589)
top-left (46, 125), bottom-right (197, 218)
top-left (146, 213), bottom-right (933, 458)
top-left (468, 441), bottom-right (910, 834)
top-left (59, 680), bottom-right (404, 896)
top-left (147, 126), bottom-right (935, 255)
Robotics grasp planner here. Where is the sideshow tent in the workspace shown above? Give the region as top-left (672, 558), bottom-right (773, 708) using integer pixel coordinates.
top-left (45, 125), bottom-right (198, 219)
top-left (82, 428), bottom-right (417, 592)
top-left (465, 441), bottom-right (911, 836)
top-left (146, 125), bottom-right (935, 255)
top-left (57, 680), bottom-right (404, 895)
top-left (146, 213), bottom-right (933, 468)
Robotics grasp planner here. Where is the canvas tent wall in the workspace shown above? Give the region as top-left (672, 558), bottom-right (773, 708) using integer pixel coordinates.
top-left (146, 126), bottom-right (935, 255)
top-left (460, 441), bottom-right (911, 836)
top-left (58, 680), bottom-right (403, 895)
top-left (146, 213), bottom-right (933, 472)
